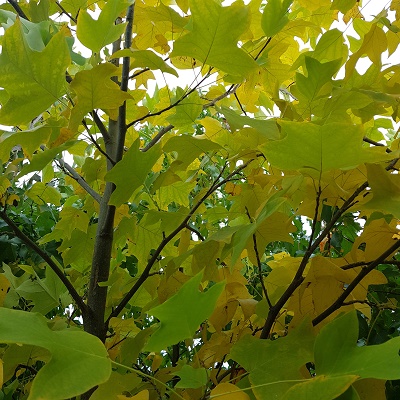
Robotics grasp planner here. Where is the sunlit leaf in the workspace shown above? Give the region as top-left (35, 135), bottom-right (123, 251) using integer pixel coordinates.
top-left (175, 365), bottom-right (208, 389)
top-left (0, 308), bottom-right (111, 400)
top-left (171, 0), bottom-right (257, 79)
top-left (262, 122), bottom-right (392, 172)
top-left (261, 0), bottom-right (293, 37)
top-left (0, 20), bottom-right (70, 125)
top-left (144, 272), bottom-right (224, 351)
top-left (77, 0), bottom-right (133, 53)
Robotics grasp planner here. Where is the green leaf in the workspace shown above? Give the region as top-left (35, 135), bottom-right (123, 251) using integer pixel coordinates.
top-left (335, 385), bottom-right (361, 400)
top-left (144, 272), bottom-right (224, 352)
top-left (0, 308), bottom-right (111, 400)
top-left (283, 376), bottom-right (358, 400)
top-left (230, 319), bottom-right (315, 400)
top-left (218, 106), bottom-right (280, 140)
top-left (364, 164), bottom-right (400, 218)
top-left (91, 371), bottom-right (141, 400)
top-left (163, 134), bottom-right (221, 172)
top-left (261, 122), bottom-right (392, 172)
top-left (26, 182), bottom-right (62, 206)
top-left (0, 19), bottom-right (70, 125)
top-left (19, 141), bottom-right (77, 177)
top-left (331, 0), bottom-right (358, 14)
top-left (315, 311), bottom-right (400, 380)
top-left (0, 127), bottom-right (52, 162)
top-left (167, 89), bottom-right (203, 130)
top-left (76, 0), bottom-right (133, 53)
top-left (106, 140), bottom-right (161, 206)
top-left (296, 57), bottom-right (341, 101)
top-left (0, 10), bottom-right (50, 51)
top-left (171, 0), bottom-right (257, 79)
top-left (313, 29), bottom-right (349, 64)
top-left (69, 63), bottom-right (132, 131)
top-left (175, 365), bottom-right (208, 389)
top-left (261, 0), bottom-right (293, 37)
top-left (15, 267), bottom-right (68, 315)
top-left (112, 49), bottom-right (178, 77)
top-left (230, 196), bottom-right (287, 265)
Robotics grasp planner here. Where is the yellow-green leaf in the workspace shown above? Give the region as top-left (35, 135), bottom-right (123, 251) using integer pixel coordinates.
top-left (69, 63), bottom-right (132, 131)
top-left (0, 20), bottom-right (70, 125)
top-left (77, 0), bottom-right (133, 53)
top-left (262, 122), bottom-right (392, 173)
top-left (171, 0), bottom-right (257, 79)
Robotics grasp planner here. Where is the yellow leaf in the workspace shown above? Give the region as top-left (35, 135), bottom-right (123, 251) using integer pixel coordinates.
top-left (0, 275), bottom-right (10, 307)
top-left (197, 332), bottom-right (231, 369)
top-left (225, 182), bottom-right (242, 196)
top-left (210, 383), bottom-right (250, 399)
top-left (118, 389), bottom-right (149, 400)
top-left (353, 379), bottom-right (386, 400)
top-left (151, 354), bottom-right (163, 371)
top-left (351, 219), bottom-right (398, 262)
top-left (346, 24), bottom-right (387, 78)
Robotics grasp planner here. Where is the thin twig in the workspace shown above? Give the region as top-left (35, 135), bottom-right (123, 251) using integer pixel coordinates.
top-left (141, 125), bottom-right (174, 152)
top-left (82, 119), bottom-right (116, 164)
top-left (363, 136), bottom-right (391, 153)
top-left (130, 67), bottom-right (150, 80)
top-left (140, 83), bottom-right (240, 152)
top-left (341, 259), bottom-right (400, 270)
top-left (254, 37), bottom-right (272, 60)
top-left (244, 206), bottom-right (272, 308)
top-left (56, 159), bottom-right (101, 203)
top-left (0, 209), bottom-right (87, 316)
top-left (126, 72), bottom-right (212, 128)
top-left (185, 223), bottom-right (205, 241)
top-left (55, 1), bottom-right (77, 23)
top-left (203, 84), bottom-right (239, 108)
top-left (91, 111), bottom-right (111, 143)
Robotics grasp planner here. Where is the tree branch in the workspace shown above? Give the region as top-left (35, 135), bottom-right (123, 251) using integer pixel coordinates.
top-left (56, 159), bottom-right (101, 203)
top-left (244, 206), bottom-right (272, 307)
top-left (139, 84), bottom-right (240, 152)
top-left (185, 223), bottom-right (205, 241)
top-left (82, 119), bottom-right (116, 165)
top-left (340, 259), bottom-right (400, 270)
top-left (342, 299), bottom-right (396, 311)
top-left (106, 159), bottom-right (255, 323)
top-left (55, 1), bottom-right (77, 23)
top-left (84, 5), bottom-right (135, 342)
top-left (8, 0), bottom-right (28, 19)
top-left (260, 181), bottom-right (368, 339)
top-left (91, 111), bottom-right (111, 144)
top-left (140, 124), bottom-right (174, 152)
top-left (312, 239), bottom-right (400, 326)
top-left (0, 209), bottom-right (87, 316)
top-left (203, 84), bottom-right (239, 108)
top-left (126, 72), bottom-right (212, 129)
top-left (363, 136), bottom-right (392, 153)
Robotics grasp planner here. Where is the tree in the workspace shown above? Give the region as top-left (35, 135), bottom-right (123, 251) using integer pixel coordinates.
top-left (1, 0), bottom-right (400, 398)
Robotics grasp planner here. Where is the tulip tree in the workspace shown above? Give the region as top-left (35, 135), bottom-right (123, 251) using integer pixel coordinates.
top-left (1, 0), bottom-right (400, 399)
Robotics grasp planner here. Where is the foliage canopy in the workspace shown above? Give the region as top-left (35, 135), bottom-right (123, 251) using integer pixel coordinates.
top-left (1, 0), bottom-right (400, 399)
